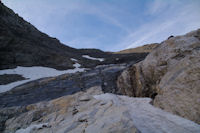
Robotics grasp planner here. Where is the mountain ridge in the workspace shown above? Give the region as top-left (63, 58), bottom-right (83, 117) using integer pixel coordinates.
top-left (0, 2), bottom-right (147, 70)
top-left (116, 43), bottom-right (159, 54)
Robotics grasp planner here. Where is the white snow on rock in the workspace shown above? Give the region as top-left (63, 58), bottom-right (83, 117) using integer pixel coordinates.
top-left (15, 123), bottom-right (48, 133)
top-left (82, 55), bottom-right (104, 62)
top-left (72, 62), bottom-right (81, 68)
top-left (94, 93), bottom-right (200, 133)
top-left (70, 58), bottom-right (78, 62)
top-left (0, 64), bottom-right (85, 93)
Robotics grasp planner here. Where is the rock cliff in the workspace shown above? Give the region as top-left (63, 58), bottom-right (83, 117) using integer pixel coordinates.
top-left (117, 29), bottom-right (200, 124)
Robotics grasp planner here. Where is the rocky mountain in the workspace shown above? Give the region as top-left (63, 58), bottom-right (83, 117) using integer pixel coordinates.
top-left (116, 43), bottom-right (158, 54)
top-left (0, 2), bottom-right (147, 70)
top-left (0, 1), bottom-right (200, 133)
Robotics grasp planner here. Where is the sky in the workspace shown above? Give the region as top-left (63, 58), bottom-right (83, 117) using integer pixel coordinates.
top-left (2, 0), bottom-right (200, 51)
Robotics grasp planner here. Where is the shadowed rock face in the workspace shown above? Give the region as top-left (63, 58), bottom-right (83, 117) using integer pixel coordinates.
top-left (117, 29), bottom-right (200, 124)
top-left (0, 74), bottom-right (26, 85)
top-left (0, 2), bottom-right (147, 70)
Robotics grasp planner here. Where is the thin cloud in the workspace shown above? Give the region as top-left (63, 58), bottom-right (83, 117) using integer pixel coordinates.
top-left (75, 2), bottom-right (132, 33)
top-left (115, 0), bottom-right (200, 51)
top-left (146, 0), bottom-right (170, 15)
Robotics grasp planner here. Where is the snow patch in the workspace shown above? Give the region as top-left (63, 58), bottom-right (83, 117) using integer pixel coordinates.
top-left (0, 65), bottom-right (85, 93)
top-left (73, 62), bottom-right (81, 68)
top-left (82, 55), bottom-right (104, 62)
top-left (71, 58), bottom-right (78, 62)
top-left (15, 123), bottom-right (48, 133)
top-left (94, 93), bottom-right (200, 133)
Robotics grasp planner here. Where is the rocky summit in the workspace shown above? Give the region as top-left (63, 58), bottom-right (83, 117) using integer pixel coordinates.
top-left (0, 2), bottom-right (200, 133)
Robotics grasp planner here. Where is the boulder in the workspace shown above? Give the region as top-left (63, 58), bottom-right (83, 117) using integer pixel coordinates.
top-left (117, 29), bottom-right (200, 124)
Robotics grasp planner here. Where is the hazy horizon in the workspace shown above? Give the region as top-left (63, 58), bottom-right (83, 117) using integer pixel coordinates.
top-left (3, 0), bottom-right (200, 51)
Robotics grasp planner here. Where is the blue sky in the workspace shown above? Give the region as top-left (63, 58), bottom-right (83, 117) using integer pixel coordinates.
top-left (3, 0), bottom-right (200, 51)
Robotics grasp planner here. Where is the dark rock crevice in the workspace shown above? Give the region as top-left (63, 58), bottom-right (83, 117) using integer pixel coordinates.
top-left (117, 64), bottom-right (159, 99)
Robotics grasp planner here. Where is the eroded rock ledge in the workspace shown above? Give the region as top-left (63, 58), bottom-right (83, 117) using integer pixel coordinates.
top-left (117, 29), bottom-right (200, 124)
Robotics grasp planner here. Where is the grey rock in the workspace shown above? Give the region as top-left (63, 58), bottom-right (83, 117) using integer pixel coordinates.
top-left (117, 29), bottom-right (200, 124)
top-left (2, 87), bottom-right (200, 133)
top-left (0, 64), bottom-right (127, 108)
top-left (1, 87), bottom-right (140, 133)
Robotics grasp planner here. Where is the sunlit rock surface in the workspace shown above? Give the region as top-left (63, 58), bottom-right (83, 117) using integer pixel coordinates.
top-left (1, 86), bottom-right (200, 133)
top-left (117, 29), bottom-right (200, 124)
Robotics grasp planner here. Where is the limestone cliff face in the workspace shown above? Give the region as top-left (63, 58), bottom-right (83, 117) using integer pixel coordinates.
top-left (117, 29), bottom-right (200, 124)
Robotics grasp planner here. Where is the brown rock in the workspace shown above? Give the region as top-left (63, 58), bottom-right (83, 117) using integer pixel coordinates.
top-left (116, 43), bottom-right (159, 54)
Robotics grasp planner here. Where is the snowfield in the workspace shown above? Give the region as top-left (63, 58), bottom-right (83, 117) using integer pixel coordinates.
top-left (82, 55), bottom-right (104, 62)
top-left (0, 63), bottom-right (85, 93)
top-left (94, 93), bottom-right (200, 133)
